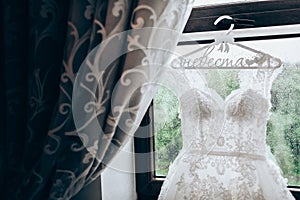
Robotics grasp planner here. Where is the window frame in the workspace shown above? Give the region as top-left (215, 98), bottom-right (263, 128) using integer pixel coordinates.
top-left (135, 1), bottom-right (300, 199)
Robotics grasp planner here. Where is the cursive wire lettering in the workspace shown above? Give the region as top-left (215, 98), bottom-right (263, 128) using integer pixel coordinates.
top-left (174, 45), bottom-right (274, 69)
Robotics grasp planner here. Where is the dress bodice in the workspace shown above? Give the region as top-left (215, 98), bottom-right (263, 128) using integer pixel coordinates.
top-left (179, 87), bottom-right (270, 157)
top-left (158, 55), bottom-right (295, 200)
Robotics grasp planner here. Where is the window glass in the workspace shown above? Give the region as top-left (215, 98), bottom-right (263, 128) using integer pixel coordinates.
top-left (194, 0), bottom-right (269, 7)
top-left (154, 37), bottom-right (300, 186)
top-left (154, 87), bottom-right (181, 176)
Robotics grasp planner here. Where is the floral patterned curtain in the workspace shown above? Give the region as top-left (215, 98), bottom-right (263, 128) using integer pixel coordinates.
top-left (1, 0), bottom-right (194, 199)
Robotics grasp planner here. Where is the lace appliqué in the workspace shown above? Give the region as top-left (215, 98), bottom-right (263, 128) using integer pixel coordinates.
top-left (158, 68), bottom-right (295, 200)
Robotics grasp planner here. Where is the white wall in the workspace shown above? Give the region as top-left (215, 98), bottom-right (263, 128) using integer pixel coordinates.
top-left (102, 139), bottom-right (137, 200)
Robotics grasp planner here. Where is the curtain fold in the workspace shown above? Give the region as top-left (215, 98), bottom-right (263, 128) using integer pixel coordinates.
top-left (1, 0), bottom-right (194, 199)
top-left (2, 0), bottom-right (70, 199)
top-left (3, 1), bottom-right (29, 195)
top-left (0, 0), bottom-right (5, 196)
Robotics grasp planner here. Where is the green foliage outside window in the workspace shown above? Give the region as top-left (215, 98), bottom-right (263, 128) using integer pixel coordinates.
top-left (154, 63), bottom-right (300, 185)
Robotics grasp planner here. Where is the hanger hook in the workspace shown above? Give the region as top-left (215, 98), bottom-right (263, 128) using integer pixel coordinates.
top-left (214, 15), bottom-right (235, 35)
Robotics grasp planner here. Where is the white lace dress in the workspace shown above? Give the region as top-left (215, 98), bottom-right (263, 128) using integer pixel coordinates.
top-left (158, 69), bottom-right (295, 200)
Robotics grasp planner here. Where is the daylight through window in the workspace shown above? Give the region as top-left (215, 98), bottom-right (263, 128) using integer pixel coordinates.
top-left (154, 37), bottom-right (300, 186)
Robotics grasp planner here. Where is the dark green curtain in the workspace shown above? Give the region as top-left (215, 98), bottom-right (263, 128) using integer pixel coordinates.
top-left (2, 0), bottom-right (69, 199)
top-left (1, 0), bottom-right (193, 199)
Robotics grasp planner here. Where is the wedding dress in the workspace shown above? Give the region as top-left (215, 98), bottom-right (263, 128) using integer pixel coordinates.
top-left (158, 68), bottom-right (295, 200)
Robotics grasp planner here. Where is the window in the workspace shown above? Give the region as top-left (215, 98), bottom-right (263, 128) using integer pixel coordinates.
top-left (193, 0), bottom-right (270, 7)
top-left (155, 37), bottom-right (300, 181)
top-left (135, 1), bottom-right (300, 199)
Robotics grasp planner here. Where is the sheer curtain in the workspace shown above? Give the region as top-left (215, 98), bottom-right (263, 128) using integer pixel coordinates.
top-left (1, 0), bottom-right (194, 199)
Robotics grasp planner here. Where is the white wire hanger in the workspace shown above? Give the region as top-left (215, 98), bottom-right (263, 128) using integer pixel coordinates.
top-left (175, 15), bottom-right (282, 69)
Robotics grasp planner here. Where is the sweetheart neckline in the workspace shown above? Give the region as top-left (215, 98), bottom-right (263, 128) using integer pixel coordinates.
top-left (180, 87), bottom-right (267, 106)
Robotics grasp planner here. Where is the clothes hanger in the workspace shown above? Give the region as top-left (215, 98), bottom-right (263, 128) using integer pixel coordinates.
top-left (176, 15), bottom-right (282, 69)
